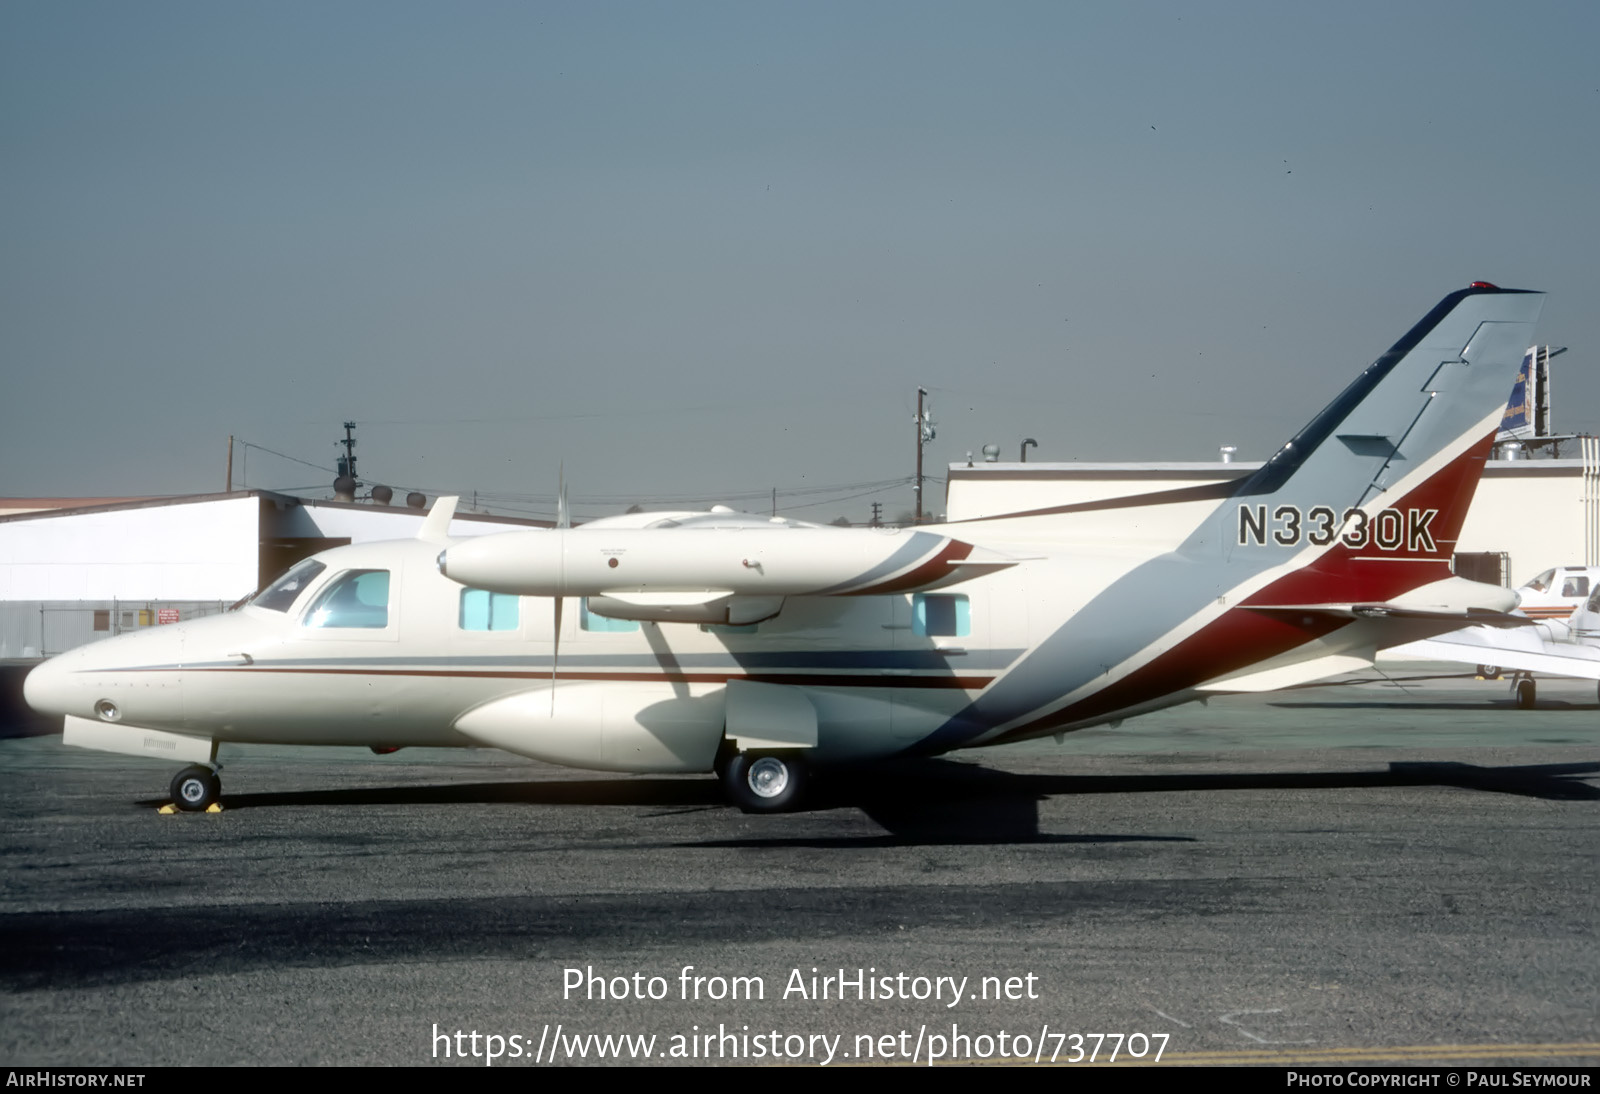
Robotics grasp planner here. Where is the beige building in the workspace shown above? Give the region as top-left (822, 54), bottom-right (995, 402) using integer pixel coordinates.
top-left (945, 458), bottom-right (1597, 588)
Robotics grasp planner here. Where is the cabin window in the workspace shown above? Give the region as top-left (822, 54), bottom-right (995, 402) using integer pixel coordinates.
top-left (459, 589), bottom-right (520, 632)
top-left (1562, 576), bottom-right (1590, 599)
top-left (580, 598), bottom-right (639, 633)
top-left (254, 559), bottom-right (328, 613)
top-left (912, 593), bottom-right (970, 637)
top-left (303, 569), bottom-right (390, 629)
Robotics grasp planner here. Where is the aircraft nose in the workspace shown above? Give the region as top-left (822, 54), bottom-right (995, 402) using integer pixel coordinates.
top-left (23, 654), bottom-right (77, 718)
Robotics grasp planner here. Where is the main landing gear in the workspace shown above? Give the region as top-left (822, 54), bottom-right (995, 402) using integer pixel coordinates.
top-left (718, 750), bottom-right (808, 813)
top-left (169, 764), bottom-right (222, 812)
top-left (1512, 675), bottom-right (1537, 710)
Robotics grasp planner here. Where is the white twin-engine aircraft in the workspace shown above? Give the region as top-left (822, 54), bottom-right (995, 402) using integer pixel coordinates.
top-left (25, 284), bottom-right (1544, 812)
top-left (1387, 565), bottom-right (1600, 709)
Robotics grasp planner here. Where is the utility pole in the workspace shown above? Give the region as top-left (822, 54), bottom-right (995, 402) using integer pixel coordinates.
top-left (337, 421), bottom-right (358, 481)
top-left (914, 388), bottom-right (934, 523)
top-left (870, 501), bottom-right (882, 527)
top-left (226, 435), bottom-right (234, 492)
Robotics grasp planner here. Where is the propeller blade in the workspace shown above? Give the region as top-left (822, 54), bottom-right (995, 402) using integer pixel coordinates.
top-left (550, 595), bottom-right (564, 714)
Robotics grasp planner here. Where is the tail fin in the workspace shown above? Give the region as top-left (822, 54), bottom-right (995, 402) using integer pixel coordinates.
top-left (1229, 283), bottom-right (1544, 603)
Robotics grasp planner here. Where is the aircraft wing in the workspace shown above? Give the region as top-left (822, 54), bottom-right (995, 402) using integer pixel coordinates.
top-left (1388, 625), bottom-right (1600, 680)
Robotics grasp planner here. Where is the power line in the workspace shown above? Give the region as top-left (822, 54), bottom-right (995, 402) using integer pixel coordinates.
top-left (236, 440), bottom-right (338, 475)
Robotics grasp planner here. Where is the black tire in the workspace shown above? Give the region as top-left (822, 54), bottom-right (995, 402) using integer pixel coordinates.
top-left (1477, 664), bottom-right (1501, 680)
top-left (1515, 678), bottom-right (1537, 710)
top-left (170, 765), bottom-right (220, 812)
top-left (721, 752), bottom-right (807, 813)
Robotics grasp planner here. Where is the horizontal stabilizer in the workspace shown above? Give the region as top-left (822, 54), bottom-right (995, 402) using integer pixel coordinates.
top-left (1245, 604), bottom-right (1532, 627)
top-left (1197, 653), bottom-right (1373, 693)
top-left (1244, 576), bottom-right (1523, 626)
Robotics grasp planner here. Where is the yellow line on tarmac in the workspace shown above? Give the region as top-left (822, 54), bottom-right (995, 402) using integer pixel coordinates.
top-left (858, 1041), bottom-right (1600, 1067)
top-left (1076, 1042), bottom-right (1600, 1066)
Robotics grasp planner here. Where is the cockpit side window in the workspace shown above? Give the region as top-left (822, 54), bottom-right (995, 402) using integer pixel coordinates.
top-left (1523, 569), bottom-right (1555, 594)
top-left (303, 570), bottom-right (391, 629)
top-left (1585, 587), bottom-right (1600, 614)
top-left (250, 559), bottom-right (329, 613)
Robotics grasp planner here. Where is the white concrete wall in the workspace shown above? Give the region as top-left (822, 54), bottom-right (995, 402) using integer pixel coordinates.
top-left (0, 496), bottom-right (260, 601)
top-left (945, 462), bottom-right (1250, 522)
top-left (1458, 463), bottom-right (1588, 586)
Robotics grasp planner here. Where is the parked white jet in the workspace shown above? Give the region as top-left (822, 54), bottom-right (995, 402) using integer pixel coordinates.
top-left (1387, 565), bottom-right (1600, 708)
top-left (25, 284), bottom-right (1544, 812)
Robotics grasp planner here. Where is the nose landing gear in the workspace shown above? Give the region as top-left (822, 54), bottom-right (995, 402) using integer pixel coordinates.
top-left (169, 765), bottom-right (222, 812)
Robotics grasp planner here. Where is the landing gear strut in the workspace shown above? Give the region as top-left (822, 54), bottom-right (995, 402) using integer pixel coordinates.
top-left (170, 765), bottom-right (221, 811)
top-left (720, 751), bottom-right (808, 813)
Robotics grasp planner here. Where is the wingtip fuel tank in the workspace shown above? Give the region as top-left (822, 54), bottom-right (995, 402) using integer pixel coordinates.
top-left (435, 522), bottom-right (1016, 600)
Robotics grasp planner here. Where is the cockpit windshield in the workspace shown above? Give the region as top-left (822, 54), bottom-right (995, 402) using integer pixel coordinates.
top-left (244, 559), bottom-right (329, 613)
top-left (1522, 569), bottom-right (1555, 594)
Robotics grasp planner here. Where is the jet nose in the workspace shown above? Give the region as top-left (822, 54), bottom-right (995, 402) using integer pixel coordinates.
top-left (23, 654), bottom-right (76, 718)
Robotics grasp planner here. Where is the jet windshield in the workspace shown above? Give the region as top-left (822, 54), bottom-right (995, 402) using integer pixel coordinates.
top-left (247, 559), bottom-right (329, 613)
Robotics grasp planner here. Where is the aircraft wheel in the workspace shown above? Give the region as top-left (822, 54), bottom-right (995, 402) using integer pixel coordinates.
top-left (170, 765), bottom-right (220, 812)
top-left (721, 752), bottom-right (807, 813)
top-left (1515, 678), bottom-right (1537, 710)
top-left (1477, 664), bottom-right (1501, 680)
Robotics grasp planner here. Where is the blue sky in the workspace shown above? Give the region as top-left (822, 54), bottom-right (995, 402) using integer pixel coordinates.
top-left (3, 1), bottom-right (1596, 521)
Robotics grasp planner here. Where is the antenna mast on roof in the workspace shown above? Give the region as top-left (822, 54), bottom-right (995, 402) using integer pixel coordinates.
top-left (336, 422), bottom-right (358, 481)
top-left (914, 388), bottom-right (935, 523)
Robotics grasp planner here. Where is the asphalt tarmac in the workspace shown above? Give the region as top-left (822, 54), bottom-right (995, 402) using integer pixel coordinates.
top-left (2, 671), bottom-right (1597, 1067)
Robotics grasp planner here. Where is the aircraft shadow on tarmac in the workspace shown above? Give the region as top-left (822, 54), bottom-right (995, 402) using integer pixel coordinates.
top-left (143, 757), bottom-right (1600, 845)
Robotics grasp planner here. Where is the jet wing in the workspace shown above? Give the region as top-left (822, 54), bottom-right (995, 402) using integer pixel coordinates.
top-left (1389, 625), bottom-right (1600, 680)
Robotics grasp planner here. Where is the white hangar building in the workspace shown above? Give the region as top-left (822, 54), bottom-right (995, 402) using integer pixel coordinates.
top-left (0, 491), bottom-right (547, 658)
top-left (945, 456), bottom-right (1600, 590)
